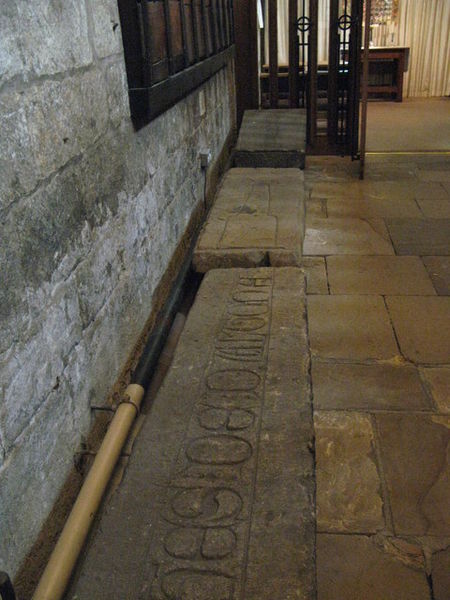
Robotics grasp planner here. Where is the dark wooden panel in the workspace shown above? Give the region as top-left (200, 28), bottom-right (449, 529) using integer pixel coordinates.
top-left (233, 0), bottom-right (258, 126)
top-left (130, 46), bottom-right (235, 125)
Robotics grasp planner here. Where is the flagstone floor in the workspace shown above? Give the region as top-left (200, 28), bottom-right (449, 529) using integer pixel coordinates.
top-left (304, 153), bottom-right (450, 600)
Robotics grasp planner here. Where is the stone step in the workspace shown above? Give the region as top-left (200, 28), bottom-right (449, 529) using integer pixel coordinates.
top-left (193, 168), bottom-right (306, 272)
top-left (69, 267), bottom-right (314, 600)
top-left (234, 109), bottom-right (306, 169)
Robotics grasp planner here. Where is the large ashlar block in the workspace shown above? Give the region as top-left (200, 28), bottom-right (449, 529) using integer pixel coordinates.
top-left (69, 268), bottom-right (315, 600)
top-left (193, 168), bottom-right (306, 272)
top-left (234, 109), bottom-right (306, 168)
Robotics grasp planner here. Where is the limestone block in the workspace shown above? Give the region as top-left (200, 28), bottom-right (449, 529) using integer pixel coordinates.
top-left (0, 69), bottom-right (109, 209)
top-left (0, 382), bottom-right (80, 578)
top-left (1, 277), bottom-right (82, 450)
top-left (104, 60), bottom-right (130, 127)
top-left (88, 0), bottom-right (123, 58)
top-left (0, 0), bottom-right (92, 86)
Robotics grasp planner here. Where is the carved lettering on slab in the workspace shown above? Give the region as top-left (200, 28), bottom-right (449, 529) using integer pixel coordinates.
top-left (151, 271), bottom-right (274, 598)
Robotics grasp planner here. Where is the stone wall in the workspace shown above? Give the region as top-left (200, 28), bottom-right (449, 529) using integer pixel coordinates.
top-left (0, 0), bottom-right (235, 577)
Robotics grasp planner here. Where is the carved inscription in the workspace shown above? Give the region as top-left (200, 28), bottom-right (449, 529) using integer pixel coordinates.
top-left (151, 272), bottom-right (274, 598)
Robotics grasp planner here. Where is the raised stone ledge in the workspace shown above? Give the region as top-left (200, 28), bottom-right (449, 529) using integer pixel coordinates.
top-left (193, 168), bottom-right (306, 272)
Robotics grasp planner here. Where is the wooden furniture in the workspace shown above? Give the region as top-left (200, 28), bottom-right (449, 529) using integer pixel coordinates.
top-left (365, 46), bottom-right (409, 102)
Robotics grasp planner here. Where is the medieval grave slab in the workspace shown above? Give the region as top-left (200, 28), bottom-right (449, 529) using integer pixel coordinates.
top-left (234, 109), bottom-right (306, 168)
top-left (193, 168), bottom-right (306, 272)
top-left (69, 267), bottom-right (315, 600)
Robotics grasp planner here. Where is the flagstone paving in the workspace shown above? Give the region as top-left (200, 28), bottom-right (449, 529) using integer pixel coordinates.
top-left (305, 154), bottom-right (450, 600)
top-left (327, 255), bottom-right (436, 295)
top-left (422, 256), bottom-right (450, 295)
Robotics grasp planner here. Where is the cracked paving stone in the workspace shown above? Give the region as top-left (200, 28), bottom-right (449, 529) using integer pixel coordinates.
top-left (308, 295), bottom-right (399, 361)
top-left (314, 411), bottom-right (384, 533)
top-left (386, 296), bottom-right (450, 364)
top-left (304, 217), bottom-right (394, 255)
top-left (317, 534), bottom-right (431, 600)
top-left (327, 256), bottom-right (436, 295)
top-left (386, 218), bottom-right (450, 256)
top-left (422, 256), bottom-right (450, 295)
top-left (431, 546), bottom-right (450, 600)
top-left (376, 413), bottom-right (450, 536)
top-left (420, 368), bottom-right (450, 414)
top-left (312, 361), bottom-right (432, 411)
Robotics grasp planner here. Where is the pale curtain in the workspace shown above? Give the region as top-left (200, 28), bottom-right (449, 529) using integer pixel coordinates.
top-left (264, 0), bottom-right (449, 97)
top-left (264, 1), bottom-right (330, 65)
top-left (396, 0), bottom-right (450, 97)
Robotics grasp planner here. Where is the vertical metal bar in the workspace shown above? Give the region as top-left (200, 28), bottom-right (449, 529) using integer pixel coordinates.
top-left (348, 0), bottom-right (363, 156)
top-left (288, 0), bottom-right (299, 107)
top-left (308, 0), bottom-right (318, 145)
top-left (328, 0), bottom-right (339, 143)
top-left (360, 0), bottom-right (372, 179)
top-left (163, 0), bottom-right (174, 73)
top-left (268, 0), bottom-right (278, 108)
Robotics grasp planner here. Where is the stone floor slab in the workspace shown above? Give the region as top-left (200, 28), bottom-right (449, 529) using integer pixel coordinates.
top-left (423, 256), bottom-right (450, 295)
top-left (304, 217), bottom-right (394, 256)
top-left (421, 368), bottom-right (450, 413)
top-left (315, 411), bottom-right (384, 533)
top-left (317, 534), bottom-right (431, 600)
top-left (326, 196), bottom-right (422, 219)
top-left (386, 218), bottom-right (450, 255)
top-left (327, 256), bottom-right (436, 295)
top-left (386, 296), bottom-right (450, 364)
top-left (308, 296), bottom-right (399, 360)
top-left (376, 413), bottom-right (450, 536)
top-left (417, 197), bottom-right (450, 218)
top-left (312, 361), bottom-right (431, 411)
top-left (310, 180), bottom-right (447, 202)
top-left (302, 257), bottom-right (328, 294)
top-left (234, 110), bottom-right (306, 168)
top-left (432, 546), bottom-right (450, 600)
top-left (69, 268), bottom-right (314, 600)
top-left (193, 168), bottom-right (306, 272)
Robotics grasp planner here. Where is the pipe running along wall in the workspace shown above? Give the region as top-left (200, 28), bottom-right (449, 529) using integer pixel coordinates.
top-left (32, 244), bottom-right (194, 600)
